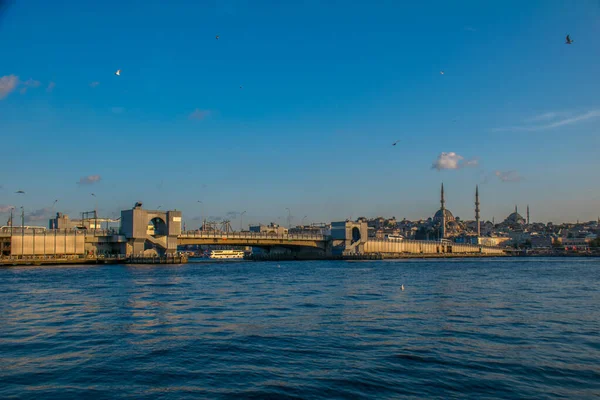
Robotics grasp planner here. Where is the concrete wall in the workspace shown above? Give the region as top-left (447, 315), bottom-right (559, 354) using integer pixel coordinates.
top-left (166, 211), bottom-right (182, 235)
top-left (11, 232), bottom-right (86, 256)
top-left (120, 207), bottom-right (182, 256)
top-left (363, 239), bottom-right (505, 255)
top-left (331, 221), bottom-right (369, 255)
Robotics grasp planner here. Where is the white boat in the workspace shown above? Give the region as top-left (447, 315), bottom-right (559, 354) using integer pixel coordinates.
top-left (385, 234), bottom-right (404, 241)
top-left (208, 250), bottom-right (245, 259)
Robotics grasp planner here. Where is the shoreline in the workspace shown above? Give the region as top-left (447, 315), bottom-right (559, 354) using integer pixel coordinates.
top-left (2, 253), bottom-right (598, 267)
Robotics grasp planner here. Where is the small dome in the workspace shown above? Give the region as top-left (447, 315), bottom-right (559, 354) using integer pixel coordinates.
top-left (433, 209), bottom-right (455, 223)
top-left (504, 211), bottom-right (525, 225)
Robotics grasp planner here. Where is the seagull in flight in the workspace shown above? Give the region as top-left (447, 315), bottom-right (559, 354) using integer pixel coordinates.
top-left (215, 35), bottom-right (219, 40)
top-left (115, 69), bottom-right (121, 76)
top-left (15, 190), bottom-right (25, 194)
top-left (392, 140), bottom-right (401, 146)
top-left (440, 70), bottom-right (445, 75)
top-left (565, 34), bottom-right (573, 45)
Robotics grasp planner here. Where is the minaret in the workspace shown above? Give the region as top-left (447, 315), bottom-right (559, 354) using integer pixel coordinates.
top-left (440, 183), bottom-right (446, 239)
top-left (527, 205), bottom-right (530, 225)
top-left (475, 185), bottom-right (480, 237)
top-left (515, 205), bottom-right (518, 214)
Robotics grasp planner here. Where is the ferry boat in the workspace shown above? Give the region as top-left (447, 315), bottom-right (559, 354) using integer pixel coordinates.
top-left (208, 250), bottom-right (245, 259)
top-left (384, 234), bottom-right (404, 241)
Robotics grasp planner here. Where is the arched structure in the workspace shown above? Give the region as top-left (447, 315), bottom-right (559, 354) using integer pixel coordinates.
top-left (120, 203), bottom-right (182, 256)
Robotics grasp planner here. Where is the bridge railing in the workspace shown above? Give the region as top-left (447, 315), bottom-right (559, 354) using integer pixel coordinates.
top-left (0, 227), bottom-right (121, 237)
top-left (179, 231), bottom-right (328, 241)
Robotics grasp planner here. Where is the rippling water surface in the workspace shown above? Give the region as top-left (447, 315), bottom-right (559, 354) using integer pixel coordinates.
top-left (1, 258), bottom-right (599, 399)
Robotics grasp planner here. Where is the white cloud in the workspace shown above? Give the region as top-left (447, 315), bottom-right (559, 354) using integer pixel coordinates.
top-left (0, 74), bottom-right (19, 99)
top-left (495, 109), bottom-right (600, 132)
top-left (90, 81), bottom-right (100, 88)
top-left (494, 170), bottom-right (522, 182)
top-left (432, 152), bottom-right (463, 170)
top-left (432, 152), bottom-right (479, 171)
top-left (189, 108), bottom-right (211, 120)
top-left (77, 175), bottom-right (102, 185)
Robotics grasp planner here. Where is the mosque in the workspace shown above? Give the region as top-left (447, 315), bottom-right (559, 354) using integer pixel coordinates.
top-left (433, 183), bottom-right (530, 239)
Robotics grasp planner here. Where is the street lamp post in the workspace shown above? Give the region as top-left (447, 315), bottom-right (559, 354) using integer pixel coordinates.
top-left (9, 207), bottom-right (14, 235)
top-left (50, 200), bottom-right (58, 229)
top-left (91, 193), bottom-right (98, 233)
top-left (20, 206), bottom-right (24, 257)
top-left (285, 208), bottom-right (291, 229)
top-left (302, 215), bottom-right (308, 226)
top-left (240, 211), bottom-right (246, 232)
top-left (197, 200), bottom-right (203, 230)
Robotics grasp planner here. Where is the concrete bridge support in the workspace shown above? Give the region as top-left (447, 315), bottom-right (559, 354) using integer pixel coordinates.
top-left (120, 203), bottom-right (181, 257)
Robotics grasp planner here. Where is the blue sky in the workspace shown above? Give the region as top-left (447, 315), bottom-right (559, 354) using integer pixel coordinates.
top-left (1, 0), bottom-right (599, 226)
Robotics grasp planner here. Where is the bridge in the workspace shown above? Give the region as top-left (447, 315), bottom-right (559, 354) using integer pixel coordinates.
top-left (0, 205), bottom-right (508, 262)
top-left (177, 231), bottom-right (328, 250)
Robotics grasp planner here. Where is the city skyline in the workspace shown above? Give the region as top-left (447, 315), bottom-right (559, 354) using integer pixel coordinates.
top-left (0, 182), bottom-right (596, 227)
top-left (1, 1), bottom-right (599, 224)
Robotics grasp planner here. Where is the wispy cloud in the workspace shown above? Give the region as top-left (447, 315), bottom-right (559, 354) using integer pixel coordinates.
top-left (494, 109), bottom-right (600, 132)
top-left (19, 78), bottom-right (41, 94)
top-left (525, 111), bottom-right (566, 122)
top-left (90, 81), bottom-right (100, 88)
top-left (494, 170), bottom-right (523, 182)
top-left (25, 207), bottom-right (52, 222)
top-left (226, 211), bottom-right (239, 218)
top-left (0, 74), bottom-right (19, 99)
top-left (46, 81), bottom-right (55, 92)
top-left (432, 152), bottom-right (479, 171)
top-left (0, 205), bottom-right (15, 213)
top-left (77, 175), bottom-right (102, 185)
top-left (463, 158), bottom-right (480, 167)
top-left (189, 108), bottom-right (211, 120)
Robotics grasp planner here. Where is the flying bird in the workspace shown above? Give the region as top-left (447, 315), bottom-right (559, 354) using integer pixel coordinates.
top-left (15, 190), bottom-right (25, 194)
top-left (392, 140), bottom-right (400, 146)
top-left (216, 35), bottom-right (219, 40)
top-left (565, 34), bottom-right (573, 45)
top-left (91, 193), bottom-right (96, 197)
top-left (401, 284), bottom-right (405, 291)
top-left (440, 71), bottom-right (445, 75)
top-left (115, 69), bottom-right (121, 76)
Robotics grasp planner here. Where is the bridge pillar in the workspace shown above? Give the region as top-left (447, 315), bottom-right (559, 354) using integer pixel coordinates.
top-left (120, 202), bottom-right (182, 256)
top-left (330, 221), bottom-right (368, 256)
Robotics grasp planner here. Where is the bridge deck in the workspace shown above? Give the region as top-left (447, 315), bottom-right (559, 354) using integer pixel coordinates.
top-left (177, 232), bottom-right (329, 249)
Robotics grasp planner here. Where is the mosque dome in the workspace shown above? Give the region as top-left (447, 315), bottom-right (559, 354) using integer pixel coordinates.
top-left (433, 208), bottom-right (455, 223)
top-left (504, 207), bottom-right (526, 225)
